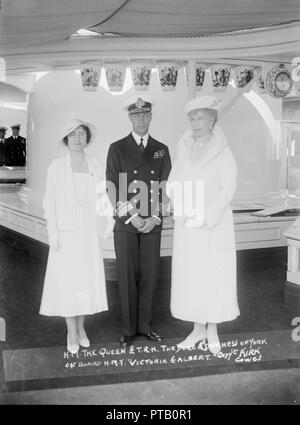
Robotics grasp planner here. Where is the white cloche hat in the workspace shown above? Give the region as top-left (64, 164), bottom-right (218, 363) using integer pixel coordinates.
top-left (60, 119), bottom-right (97, 144)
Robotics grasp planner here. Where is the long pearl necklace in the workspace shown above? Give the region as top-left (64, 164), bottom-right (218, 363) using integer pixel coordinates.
top-left (70, 154), bottom-right (89, 206)
top-left (73, 173), bottom-right (89, 206)
top-left (71, 155), bottom-right (88, 173)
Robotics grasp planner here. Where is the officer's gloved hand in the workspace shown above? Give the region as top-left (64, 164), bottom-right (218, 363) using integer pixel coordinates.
top-left (131, 215), bottom-right (146, 230)
top-left (139, 217), bottom-right (157, 234)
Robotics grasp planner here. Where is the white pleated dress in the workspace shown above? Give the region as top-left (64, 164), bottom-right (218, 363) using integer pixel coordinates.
top-left (40, 172), bottom-right (108, 317)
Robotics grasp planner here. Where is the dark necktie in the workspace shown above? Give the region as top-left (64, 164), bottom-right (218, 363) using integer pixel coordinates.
top-left (139, 138), bottom-right (145, 153)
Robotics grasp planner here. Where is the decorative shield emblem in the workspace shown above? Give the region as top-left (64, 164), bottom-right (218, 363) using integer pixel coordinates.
top-left (209, 64), bottom-right (231, 92)
top-left (266, 64), bottom-right (293, 98)
top-left (232, 66), bottom-right (255, 89)
top-left (80, 63), bottom-right (101, 92)
top-left (157, 61), bottom-right (180, 91)
top-left (185, 63), bottom-right (206, 90)
top-left (130, 61), bottom-right (152, 90)
top-left (104, 62), bottom-right (126, 92)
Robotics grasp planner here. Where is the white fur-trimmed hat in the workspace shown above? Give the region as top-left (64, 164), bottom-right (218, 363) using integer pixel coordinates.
top-left (60, 119), bottom-right (97, 144)
top-left (184, 96), bottom-right (222, 115)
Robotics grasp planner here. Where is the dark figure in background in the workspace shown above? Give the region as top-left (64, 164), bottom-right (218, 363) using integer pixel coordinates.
top-left (0, 126), bottom-right (8, 166)
top-left (5, 124), bottom-right (26, 166)
top-left (106, 95), bottom-right (172, 347)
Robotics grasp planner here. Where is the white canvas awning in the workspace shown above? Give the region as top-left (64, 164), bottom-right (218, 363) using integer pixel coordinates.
top-left (0, 0), bottom-right (299, 73)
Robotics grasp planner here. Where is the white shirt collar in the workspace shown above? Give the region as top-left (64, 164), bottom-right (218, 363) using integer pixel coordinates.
top-left (131, 131), bottom-right (149, 148)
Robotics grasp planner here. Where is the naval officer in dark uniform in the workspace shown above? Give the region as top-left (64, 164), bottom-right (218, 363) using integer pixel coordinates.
top-left (106, 95), bottom-right (172, 347)
top-left (0, 126), bottom-right (8, 166)
top-left (5, 124), bottom-right (26, 166)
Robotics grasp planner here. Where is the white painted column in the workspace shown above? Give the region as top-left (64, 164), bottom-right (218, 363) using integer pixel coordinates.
top-left (187, 60), bottom-right (196, 99)
top-left (284, 219), bottom-right (300, 286)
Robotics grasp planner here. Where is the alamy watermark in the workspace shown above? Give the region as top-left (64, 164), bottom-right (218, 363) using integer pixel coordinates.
top-left (291, 317), bottom-right (300, 342)
top-left (96, 176), bottom-right (205, 222)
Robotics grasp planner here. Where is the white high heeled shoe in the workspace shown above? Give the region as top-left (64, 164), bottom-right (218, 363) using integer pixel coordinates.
top-left (177, 333), bottom-right (207, 349)
top-left (78, 336), bottom-right (90, 348)
top-left (207, 332), bottom-right (221, 354)
top-left (67, 334), bottom-right (79, 354)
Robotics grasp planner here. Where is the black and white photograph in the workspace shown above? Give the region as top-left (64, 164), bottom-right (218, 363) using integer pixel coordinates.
top-left (0, 0), bottom-right (300, 409)
top-left (0, 83), bottom-right (27, 182)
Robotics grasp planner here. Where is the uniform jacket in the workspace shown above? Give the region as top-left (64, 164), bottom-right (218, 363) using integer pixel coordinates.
top-left (43, 152), bottom-right (107, 236)
top-left (0, 139), bottom-right (6, 166)
top-left (106, 133), bottom-right (172, 233)
top-left (5, 136), bottom-right (26, 166)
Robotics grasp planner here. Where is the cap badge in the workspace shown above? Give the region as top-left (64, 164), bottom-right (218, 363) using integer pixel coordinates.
top-left (135, 98), bottom-right (145, 109)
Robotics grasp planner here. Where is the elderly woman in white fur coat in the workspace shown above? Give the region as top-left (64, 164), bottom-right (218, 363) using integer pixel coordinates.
top-left (167, 96), bottom-right (240, 354)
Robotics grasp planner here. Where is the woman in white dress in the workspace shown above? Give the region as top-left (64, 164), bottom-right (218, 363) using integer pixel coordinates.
top-left (168, 96), bottom-right (240, 354)
top-left (40, 119), bottom-right (111, 354)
